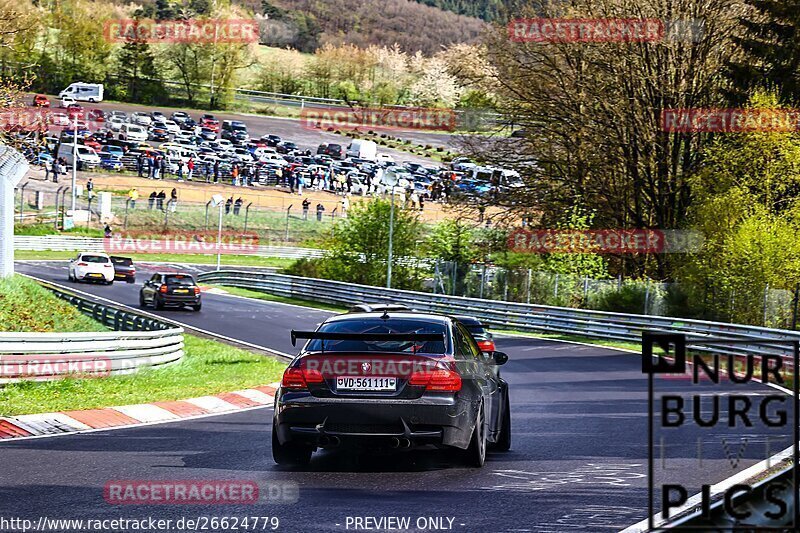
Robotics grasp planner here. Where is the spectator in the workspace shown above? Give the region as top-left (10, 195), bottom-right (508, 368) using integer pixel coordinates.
top-left (410, 190), bottom-right (419, 211)
top-left (276, 167), bottom-right (283, 187)
top-left (50, 159), bottom-right (58, 183)
top-left (148, 191), bottom-right (156, 210)
top-left (316, 202), bottom-right (325, 221)
top-left (302, 198), bottom-right (310, 220)
top-left (137, 153), bottom-right (145, 177)
top-left (187, 158), bottom-right (194, 181)
top-left (104, 223), bottom-right (112, 238)
top-left (86, 178), bottom-right (94, 200)
top-left (341, 195), bottom-right (350, 218)
top-left (156, 190), bottom-right (166, 211)
top-left (225, 196), bottom-right (233, 215)
top-left (147, 155), bottom-right (154, 178)
top-left (213, 160), bottom-right (220, 183)
top-left (233, 197), bottom-right (243, 215)
top-left (170, 188), bottom-right (178, 212)
top-left (419, 193), bottom-right (425, 211)
top-left (128, 188), bottom-right (138, 209)
top-left (232, 164), bottom-right (240, 186)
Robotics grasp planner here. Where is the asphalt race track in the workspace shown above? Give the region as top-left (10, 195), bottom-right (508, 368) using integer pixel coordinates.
top-left (3, 260), bottom-right (795, 532)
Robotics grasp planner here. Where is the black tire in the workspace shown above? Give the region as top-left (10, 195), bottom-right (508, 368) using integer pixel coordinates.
top-left (127, 278), bottom-right (135, 284)
top-left (464, 404), bottom-right (487, 467)
top-left (192, 303), bottom-right (202, 312)
top-left (138, 291), bottom-right (146, 308)
top-left (272, 426), bottom-right (312, 466)
top-left (154, 296), bottom-right (164, 310)
top-left (106, 279), bottom-right (114, 285)
top-left (68, 271), bottom-right (74, 282)
top-left (493, 392), bottom-right (511, 452)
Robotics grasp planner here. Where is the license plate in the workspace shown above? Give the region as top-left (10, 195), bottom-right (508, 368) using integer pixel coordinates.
top-left (336, 377), bottom-right (396, 391)
top-left (173, 289), bottom-right (189, 294)
top-left (89, 273), bottom-right (103, 278)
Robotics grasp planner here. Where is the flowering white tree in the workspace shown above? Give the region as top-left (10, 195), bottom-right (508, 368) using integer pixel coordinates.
top-left (408, 56), bottom-right (463, 107)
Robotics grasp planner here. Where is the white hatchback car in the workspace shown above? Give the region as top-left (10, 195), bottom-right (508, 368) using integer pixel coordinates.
top-left (68, 252), bottom-right (115, 284)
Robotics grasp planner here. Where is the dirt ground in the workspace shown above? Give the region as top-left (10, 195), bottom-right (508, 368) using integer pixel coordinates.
top-left (25, 166), bottom-right (491, 223)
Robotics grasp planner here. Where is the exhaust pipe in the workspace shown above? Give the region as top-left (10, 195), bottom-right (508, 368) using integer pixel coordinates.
top-left (398, 437), bottom-right (411, 449)
top-left (389, 437), bottom-right (401, 448)
top-left (318, 435), bottom-right (341, 448)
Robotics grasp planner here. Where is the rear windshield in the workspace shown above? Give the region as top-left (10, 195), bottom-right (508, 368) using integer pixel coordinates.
top-left (165, 274), bottom-right (195, 286)
top-left (81, 255), bottom-right (108, 263)
top-left (305, 318), bottom-right (448, 354)
top-left (110, 257), bottom-right (132, 266)
top-left (465, 324), bottom-right (487, 336)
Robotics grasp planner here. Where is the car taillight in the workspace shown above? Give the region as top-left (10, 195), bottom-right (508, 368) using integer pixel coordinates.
top-left (159, 284), bottom-right (168, 293)
top-left (77, 262), bottom-right (88, 266)
top-left (409, 368), bottom-right (462, 392)
top-left (193, 286), bottom-right (200, 295)
top-left (478, 340), bottom-right (496, 352)
top-left (104, 264), bottom-right (112, 268)
top-left (281, 366), bottom-right (323, 390)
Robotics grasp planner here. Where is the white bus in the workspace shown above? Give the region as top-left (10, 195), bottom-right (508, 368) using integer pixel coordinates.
top-left (58, 83), bottom-right (104, 103)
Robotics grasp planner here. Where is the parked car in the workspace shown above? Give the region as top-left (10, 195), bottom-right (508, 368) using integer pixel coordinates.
top-left (110, 256), bottom-right (136, 283)
top-left (68, 252), bottom-right (115, 284)
top-left (120, 123), bottom-right (148, 142)
top-left (139, 272), bottom-right (202, 311)
top-left (454, 316), bottom-right (495, 353)
top-left (99, 152), bottom-right (124, 171)
top-left (324, 143), bottom-right (345, 159)
top-left (32, 94), bottom-right (50, 107)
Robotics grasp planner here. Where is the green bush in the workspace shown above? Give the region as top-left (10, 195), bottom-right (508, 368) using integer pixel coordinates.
top-left (593, 283), bottom-right (648, 314)
top-left (282, 258), bottom-right (324, 278)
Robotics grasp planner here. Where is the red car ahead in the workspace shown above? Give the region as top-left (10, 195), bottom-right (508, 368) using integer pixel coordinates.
top-left (87, 108), bottom-right (105, 122)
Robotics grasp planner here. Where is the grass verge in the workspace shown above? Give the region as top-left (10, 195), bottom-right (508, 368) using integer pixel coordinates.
top-left (0, 335), bottom-right (286, 415)
top-left (14, 249), bottom-right (296, 269)
top-left (0, 275), bottom-right (107, 333)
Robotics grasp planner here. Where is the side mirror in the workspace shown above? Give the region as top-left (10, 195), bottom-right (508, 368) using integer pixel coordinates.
top-left (492, 351), bottom-right (509, 366)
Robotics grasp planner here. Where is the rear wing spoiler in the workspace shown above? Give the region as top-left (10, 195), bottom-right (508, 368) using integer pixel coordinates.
top-left (290, 330), bottom-right (444, 347)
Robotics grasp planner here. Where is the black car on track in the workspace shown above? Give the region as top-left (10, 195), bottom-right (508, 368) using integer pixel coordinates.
top-left (272, 311), bottom-right (511, 467)
top-left (139, 272), bottom-right (201, 311)
top-left (110, 256), bottom-right (136, 283)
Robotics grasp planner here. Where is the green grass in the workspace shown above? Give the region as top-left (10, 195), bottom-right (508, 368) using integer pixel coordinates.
top-left (214, 284), bottom-right (347, 313)
top-left (14, 249), bottom-right (296, 269)
top-left (14, 223), bottom-right (103, 237)
top-left (0, 335), bottom-right (286, 415)
top-left (0, 275), bottom-right (107, 333)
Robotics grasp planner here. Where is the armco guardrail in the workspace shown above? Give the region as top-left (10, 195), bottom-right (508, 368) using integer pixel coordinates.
top-left (0, 277), bottom-right (184, 383)
top-left (14, 235), bottom-right (324, 259)
top-left (197, 270), bottom-right (800, 360)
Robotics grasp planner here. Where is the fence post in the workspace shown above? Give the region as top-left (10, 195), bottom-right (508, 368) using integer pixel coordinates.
top-left (244, 202), bottom-right (253, 232)
top-left (433, 260), bottom-right (439, 295)
top-left (479, 264), bottom-right (487, 299)
top-left (763, 284), bottom-right (769, 326)
top-left (205, 200), bottom-right (212, 229)
top-left (792, 283), bottom-right (799, 330)
top-left (451, 262), bottom-right (457, 296)
top-left (644, 282), bottom-right (651, 315)
top-left (503, 270), bottom-right (508, 301)
top-left (124, 198), bottom-right (130, 229)
top-left (554, 273), bottom-right (559, 301)
top-left (86, 196), bottom-right (93, 228)
top-left (18, 182), bottom-right (28, 222)
top-left (526, 268), bottom-right (532, 304)
top-left (583, 276), bottom-right (589, 306)
top-left (54, 186), bottom-right (64, 229)
top-left (285, 205), bottom-right (293, 243)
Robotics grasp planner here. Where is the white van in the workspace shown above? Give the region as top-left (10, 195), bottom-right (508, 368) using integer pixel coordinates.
top-left (58, 82), bottom-right (104, 103)
top-left (347, 139), bottom-right (377, 161)
top-left (120, 123), bottom-right (147, 142)
top-left (58, 143), bottom-right (101, 169)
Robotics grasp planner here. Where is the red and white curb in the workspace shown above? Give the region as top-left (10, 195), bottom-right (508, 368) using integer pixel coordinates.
top-left (0, 383), bottom-right (279, 441)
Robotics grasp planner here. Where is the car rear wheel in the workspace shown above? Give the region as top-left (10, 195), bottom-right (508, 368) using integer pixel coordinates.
top-left (493, 392), bottom-right (511, 452)
top-left (138, 291), bottom-right (146, 308)
top-left (154, 296), bottom-right (164, 310)
top-left (192, 303), bottom-right (202, 312)
top-left (464, 404), bottom-right (487, 467)
top-left (272, 426), bottom-right (312, 467)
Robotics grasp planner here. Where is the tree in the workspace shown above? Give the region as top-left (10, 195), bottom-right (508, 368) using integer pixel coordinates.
top-left (115, 36), bottom-right (166, 104)
top-left (726, 0), bottom-right (800, 104)
top-left (454, 0), bottom-right (746, 279)
top-left (320, 198), bottom-right (423, 289)
top-left (678, 92), bottom-right (800, 324)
